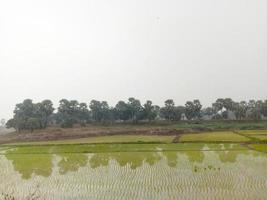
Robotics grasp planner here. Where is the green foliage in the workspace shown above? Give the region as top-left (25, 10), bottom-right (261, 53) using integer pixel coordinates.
top-left (160, 99), bottom-right (183, 121)
top-left (58, 99), bottom-right (90, 127)
top-left (26, 118), bottom-right (40, 132)
top-left (127, 97), bottom-right (143, 122)
top-left (114, 101), bottom-right (131, 121)
top-left (142, 100), bottom-right (159, 121)
top-left (185, 100), bottom-right (202, 120)
top-left (89, 100), bottom-right (111, 122)
top-left (7, 99), bottom-right (55, 132)
top-left (6, 98), bottom-right (267, 131)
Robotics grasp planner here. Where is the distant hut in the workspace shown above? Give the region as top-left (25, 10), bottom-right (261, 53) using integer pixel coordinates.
top-left (181, 113), bottom-right (187, 121)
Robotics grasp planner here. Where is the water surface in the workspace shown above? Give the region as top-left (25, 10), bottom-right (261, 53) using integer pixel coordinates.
top-left (0, 144), bottom-right (267, 199)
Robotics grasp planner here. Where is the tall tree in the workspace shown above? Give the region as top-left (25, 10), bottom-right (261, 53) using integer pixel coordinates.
top-left (35, 100), bottom-right (54, 128)
top-left (89, 100), bottom-right (110, 122)
top-left (223, 98), bottom-right (235, 111)
top-left (115, 101), bottom-right (131, 121)
top-left (77, 103), bottom-right (90, 124)
top-left (233, 101), bottom-right (248, 120)
top-left (57, 99), bottom-right (79, 127)
top-left (247, 100), bottom-right (263, 120)
top-left (127, 98), bottom-right (143, 122)
top-left (7, 99), bottom-right (54, 132)
top-left (260, 100), bottom-right (267, 117)
top-left (185, 100), bottom-right (202, 120)
top-left (212, 98), bottom-right (224, 113)
top-left (143, 100), bottom-right (158, 121)
top-left (160, 99), bottom-right (176, 121)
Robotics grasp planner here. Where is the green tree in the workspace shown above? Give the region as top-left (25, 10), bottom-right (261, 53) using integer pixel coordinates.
top-left (223, 98), bottom-right (235, 112)
top-left (233, 101), bottom-right (248, 120)
top-left (77, 103), bottom-right (90, 125)
top-left (201, 107), bottom-right (216, 119)
top-left (26, 118), bottom-right (41, 132)
top-left (114, 101), bottom-right (131, 121)
top-left (89, 100), bottom-right (110, 122)
top-left (160, 99), bottom-right (176, 121)
top-left (127, 98), bottom-right (143, 122)
top-left (247, 100), bottom-right (263, 120)
top-left (143, 100), bottom-right (158, 121)
top-left (262, 100), bottom-right (267, 117)
top-left (6, 119), bottom-right (15, 129)
top-left (185, 100), bottom-right (202, 120)
top-left (173, 106), bottom-right (185, 121)
top-left (212, 98), bottom-right (235, 119)
top-left (35, 100), bottom-right (54, 128)
top-left (212, 98), bottom-right (224, 113)
top-left (57, 99), bottom-right (79, 127)
top-left (7, 99), bottom-right (44, 132)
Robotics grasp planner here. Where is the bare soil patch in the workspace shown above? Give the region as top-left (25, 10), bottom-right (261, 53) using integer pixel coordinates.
top-left (0, 125), bottom-right (190, 145)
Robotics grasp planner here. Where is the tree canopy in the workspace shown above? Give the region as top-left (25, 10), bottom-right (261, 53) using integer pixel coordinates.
top-left (6, 97), bottom-right (267, 132)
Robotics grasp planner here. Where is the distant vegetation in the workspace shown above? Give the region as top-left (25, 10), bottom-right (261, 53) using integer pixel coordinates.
top-left (6, 98), bottom-right (267, 132)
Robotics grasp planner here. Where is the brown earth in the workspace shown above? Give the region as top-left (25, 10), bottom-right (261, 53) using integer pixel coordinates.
top-left (0, 125), bottom-right (195, 145)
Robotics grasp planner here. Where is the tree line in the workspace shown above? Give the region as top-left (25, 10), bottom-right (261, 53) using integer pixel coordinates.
top-left (6, 98), bottom-right (267, 132)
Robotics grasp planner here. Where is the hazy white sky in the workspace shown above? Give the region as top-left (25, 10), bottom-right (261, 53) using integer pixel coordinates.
top-left (1, 0), bottom-right (267, 119)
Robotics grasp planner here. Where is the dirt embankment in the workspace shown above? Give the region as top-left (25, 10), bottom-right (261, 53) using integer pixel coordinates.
top-left (0, 125), bottom-right (194, 144)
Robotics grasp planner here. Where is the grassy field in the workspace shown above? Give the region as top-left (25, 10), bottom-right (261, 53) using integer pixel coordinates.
top-left (236, 130), bottom-right (267, 142)
top-left (238, 130), bottom-right (267, 135)
top-left (249, 144), bottom-right (267, 152)
top-left (248, 135), bottom-right (267, 141)
top-left (2, 143), bottom-right (247, 155)
top-left (179, 131), bottom-right (250, 142)
top-left (171, 120), bottom-right (267, 130)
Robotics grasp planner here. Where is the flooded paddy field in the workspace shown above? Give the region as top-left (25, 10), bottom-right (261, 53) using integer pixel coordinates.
top-left (0, 144), bottom-right (267, 200)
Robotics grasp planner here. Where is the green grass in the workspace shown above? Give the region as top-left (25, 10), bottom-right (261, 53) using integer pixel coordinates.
top-left (237, 130), bottom-right (267, 141)
top-left (171, 121), bottom-right (267, 130)
top-left (238, 130), bottom-right (267, 135)
top-left (2, 143), bottom-right (247, 154)
top-left (248, 135), bottom-right (267, 141)
top-left (249, 144), bottom-right (267, 152)
top-left (179, 131), bottom-right (250, 142)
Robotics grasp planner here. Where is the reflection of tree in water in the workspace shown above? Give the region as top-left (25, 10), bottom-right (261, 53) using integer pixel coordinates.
top-left (89, 152), bottom-right (161, 169)
top-left (58, 153), bottom-right (88, 175)
top-left (6, 152), bottom-right (52, 180)
top-left (163, 152), bottom-right (178, 167)
top-left (181, 144), bottom-right (205, 164)
top-left (209, 144), bottom-right (248, 163)
top-left (217, 150), bottom-right (249, 163)
top-left (183, 151), bottom-right (205, 163)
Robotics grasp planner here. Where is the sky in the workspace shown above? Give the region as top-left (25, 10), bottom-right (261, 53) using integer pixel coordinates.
top-left (0, 0), bottom-right (267, 120)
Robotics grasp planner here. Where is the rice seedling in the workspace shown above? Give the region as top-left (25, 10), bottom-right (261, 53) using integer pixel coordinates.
top-left (179, 131), bottom-right (250, 142)
top-left (0, 145), bottom-right (267, 199)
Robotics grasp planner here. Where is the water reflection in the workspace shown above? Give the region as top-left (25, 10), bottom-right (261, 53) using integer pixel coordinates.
top-left (4, 145), bottom-right (266, 180)
top-left (163, 152), bottom-right (178, 167)
top-left (58, 154), bottom-right (88, 175)
top-left (90, 152), bottom-right (161, 169)
top-left (2, 145), bottom-right (267, 200)
top-left (6, 153), bottom-right (53, 179)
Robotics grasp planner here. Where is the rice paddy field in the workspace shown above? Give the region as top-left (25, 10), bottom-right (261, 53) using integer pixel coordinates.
top-left (1, 131), bottom-right (267, 199)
